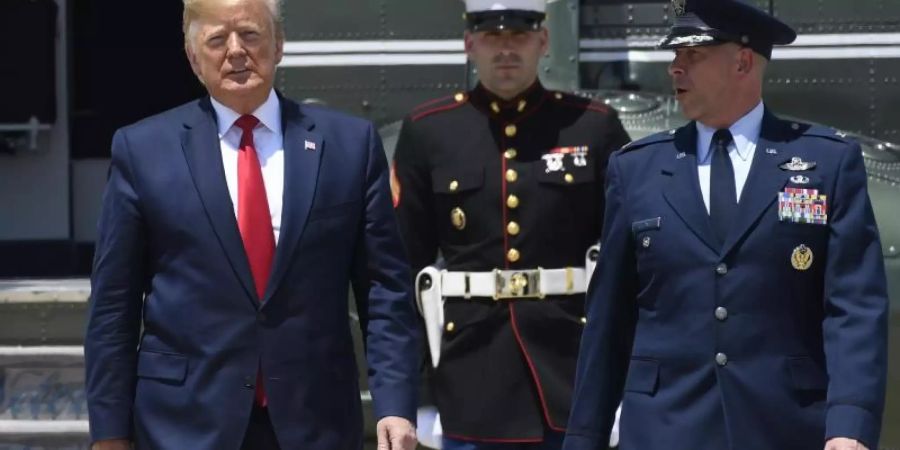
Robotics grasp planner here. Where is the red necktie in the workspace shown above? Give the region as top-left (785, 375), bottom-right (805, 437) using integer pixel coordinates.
top-left (235, 114), bottom-right (274, 407)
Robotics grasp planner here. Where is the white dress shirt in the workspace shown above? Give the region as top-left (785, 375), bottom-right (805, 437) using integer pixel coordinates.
top-left (210, 89), bottom-right (284, 243)
top-left (696, 101), bottom-right (765, 213)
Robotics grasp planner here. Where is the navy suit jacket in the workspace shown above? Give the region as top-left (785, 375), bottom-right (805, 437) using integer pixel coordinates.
top-left (564, 111), bottom-right (888, 450)
top-left (85, 95), bottom-right (419, 450)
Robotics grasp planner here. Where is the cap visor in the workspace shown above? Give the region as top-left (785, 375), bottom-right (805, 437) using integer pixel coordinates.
top-left (471, 17), bottom-right (541, 31)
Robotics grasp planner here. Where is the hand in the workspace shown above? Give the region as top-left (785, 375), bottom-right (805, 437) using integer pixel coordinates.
top-left (91, 439), bottom-right (130, 450)
top-left (376, 416), bottom-right (417, 450)
top-left (825, 438), bottom-right (869, 450)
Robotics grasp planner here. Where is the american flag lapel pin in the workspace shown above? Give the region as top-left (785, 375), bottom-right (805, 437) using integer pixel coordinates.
top-left (305, 140), bottom-right (317, 151)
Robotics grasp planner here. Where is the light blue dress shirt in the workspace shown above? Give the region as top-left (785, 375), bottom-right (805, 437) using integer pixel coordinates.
top-left (696, 101), bottom-right (765, 213)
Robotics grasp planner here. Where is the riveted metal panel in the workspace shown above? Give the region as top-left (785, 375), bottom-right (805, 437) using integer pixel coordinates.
top-left (580, 2), bottom-right (671, 27)
top-left (763, 59), bottom-right (900, 143)
top-left (763, 60), bottom-right (873, 135)
top-left (580, 1), bottom-right (671, 38)
top-left (283, 0), bottom-right (383, 40)
top-left (582, 61), bottom-right (673, 92)
top-left (278, 66), bottom-right (466, 126)
top-left (871, 59), bottom-right (900, 142)
top-left (542, 0), bottom-right (581, 91)
top-left (284, 1), bottom-right (464, 40)
top-left (774, 0), bottom-right (900, 33)
top-left (382, 0), bottom-right (464, 39)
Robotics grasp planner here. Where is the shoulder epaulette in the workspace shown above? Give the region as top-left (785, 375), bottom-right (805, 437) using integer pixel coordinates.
top-left (548, 91), bottom-right (611, 114)
top-left (801, 123), bottom-right (854, 144)
top-left (621, 129), bottom-right (677, 152)
top-left (410, 92), bottom-right (469, 122)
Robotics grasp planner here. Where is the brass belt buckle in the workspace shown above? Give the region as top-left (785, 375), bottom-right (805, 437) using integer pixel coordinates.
top-left (493, 269), bottom-right (544, 300)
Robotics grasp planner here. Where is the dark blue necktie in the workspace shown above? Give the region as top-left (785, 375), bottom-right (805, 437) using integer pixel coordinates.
top-left (709, 129), bottom-right (736, 246)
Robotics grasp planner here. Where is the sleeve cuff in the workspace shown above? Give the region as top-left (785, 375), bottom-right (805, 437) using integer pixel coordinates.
top-left (825, 403), bottom-right (881, 449)
top-left (88, 407), bottom-right (132, 442)
top-left (371, 383), bottom-right (418, 426)
top-left (562, 432), bottom-right (606, 450)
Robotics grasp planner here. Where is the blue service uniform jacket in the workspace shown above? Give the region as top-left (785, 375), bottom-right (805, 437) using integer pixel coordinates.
top-left (85, 95), bottom-right (419, 450)
top-left (564, 111), bottom-right (888, 450)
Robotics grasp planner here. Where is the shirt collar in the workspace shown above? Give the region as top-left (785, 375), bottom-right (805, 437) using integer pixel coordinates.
top-left (209, 89), bottom-right (282, 137)
top-left (696, 100), bottom-right (765, 163)
top-left (469, 80), bottom-right (546, 120)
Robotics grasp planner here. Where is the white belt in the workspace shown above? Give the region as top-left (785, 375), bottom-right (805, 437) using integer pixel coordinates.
top-left (440, 267), bottom-right (587, 300)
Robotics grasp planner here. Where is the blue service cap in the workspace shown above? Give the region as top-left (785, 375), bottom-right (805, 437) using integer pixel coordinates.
top-left (659, 0), bottom-right (797, 59)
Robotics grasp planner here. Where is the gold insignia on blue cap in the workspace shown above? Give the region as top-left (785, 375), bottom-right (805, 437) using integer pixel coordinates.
top-left (673, 0), bottom-right (686, 16)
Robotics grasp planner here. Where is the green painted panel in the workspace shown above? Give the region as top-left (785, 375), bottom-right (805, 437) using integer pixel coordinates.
top-left (278, 66), bottom-right (466, 126)
top-left (382, 0), bottom-right (464, 39)
top-left (283, 0), bottom-right (383, 39)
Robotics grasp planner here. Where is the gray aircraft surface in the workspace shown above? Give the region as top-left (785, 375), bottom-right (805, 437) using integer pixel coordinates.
top-left (0, 0), bottom-right (897, 448)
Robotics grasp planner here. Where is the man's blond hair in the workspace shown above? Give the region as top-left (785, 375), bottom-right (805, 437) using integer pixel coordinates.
top-left (182, 0), bottom-right (284, 46)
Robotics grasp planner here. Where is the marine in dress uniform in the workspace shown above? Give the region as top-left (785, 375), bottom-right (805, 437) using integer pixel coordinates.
top-left (563, 1), bottom-right (889, 450)
top-left (391, 0), bottom-right (630, 448)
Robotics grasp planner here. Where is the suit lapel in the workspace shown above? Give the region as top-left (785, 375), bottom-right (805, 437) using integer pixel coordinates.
top-left (662, 125), bottom-right (721, 253)
top-left (263, 99), bottom-right (323, 304)
top-left (721, 110), bottom-right (792, 254)
top-left (180, 98), bottom-right (257, 304)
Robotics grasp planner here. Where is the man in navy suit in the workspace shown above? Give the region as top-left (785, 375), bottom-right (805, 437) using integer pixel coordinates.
top-left (84, 0), bottom-right (419, 449)
top-left (563, 1), bottom-right (889, 449)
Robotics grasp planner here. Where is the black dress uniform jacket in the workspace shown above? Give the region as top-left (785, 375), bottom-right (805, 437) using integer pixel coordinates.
top-left (392, 82), bottom-right (630, 441)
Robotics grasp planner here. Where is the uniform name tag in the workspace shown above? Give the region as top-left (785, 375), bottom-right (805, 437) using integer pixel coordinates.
top-left (632, 217), bottom-right (662, 233)
top-left (778, 188), bottom-right (828, 225)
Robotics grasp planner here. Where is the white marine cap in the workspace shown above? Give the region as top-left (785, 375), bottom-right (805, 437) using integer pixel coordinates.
top-left (464, 0), bottom-right (547, 13)
top-left (463, 0), bottom-right (553, 31)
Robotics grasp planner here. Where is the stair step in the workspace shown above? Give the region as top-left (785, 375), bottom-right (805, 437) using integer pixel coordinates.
top-left (0, 280), bottom-right (89, 346)
top-left (0, 347), bottom-right (86, 422)
top-left (0, 279), bottom-right (379, 442)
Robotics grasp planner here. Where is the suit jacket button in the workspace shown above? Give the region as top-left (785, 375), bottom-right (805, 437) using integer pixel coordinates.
top-left (715, 263), bottom-right (728, 275)
top-left (716, 353), bottom-right (728, 366)
top-left (715, 307), bottom-right (729, 321)
top-left (257, 312), bottom-right (267, 324)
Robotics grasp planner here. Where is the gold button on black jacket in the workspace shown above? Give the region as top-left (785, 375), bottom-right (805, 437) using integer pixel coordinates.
top-left (392, 82), bottom-right (630, 441)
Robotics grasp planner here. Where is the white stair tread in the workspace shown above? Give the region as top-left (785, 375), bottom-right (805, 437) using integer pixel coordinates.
top-left (0, 420), bottom-right (88, 434)
top-left (0, 279), bottom-right (90, 304)
top-left (0, 347), bottom-right (84, 357)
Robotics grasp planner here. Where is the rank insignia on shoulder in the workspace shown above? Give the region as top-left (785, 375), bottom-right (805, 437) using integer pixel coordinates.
top-left (791, 244), bottom-right (814, 271)
top-left (778, 188), bottom-right (828, 225)
top-left (780, 157), bottom-right (816, 171)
